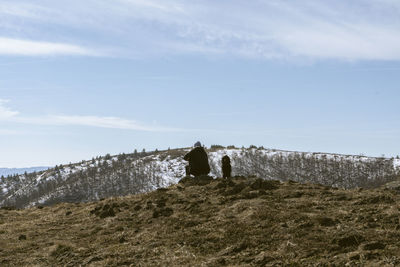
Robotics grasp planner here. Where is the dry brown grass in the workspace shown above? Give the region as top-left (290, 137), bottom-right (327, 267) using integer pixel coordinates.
top-left (1, 177), bottom-right (400, 266)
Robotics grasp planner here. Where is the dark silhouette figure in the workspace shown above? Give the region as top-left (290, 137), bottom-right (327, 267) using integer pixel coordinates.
top-left (184, 142), bottom-right (210, 177)
top-left (222, 155), bottom-right (232, 178)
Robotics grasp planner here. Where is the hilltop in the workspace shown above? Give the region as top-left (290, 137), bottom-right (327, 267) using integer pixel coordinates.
top-left (1, 176), bottom-right (400, 266)
top-left (1, 146), bottom-right (399, 209)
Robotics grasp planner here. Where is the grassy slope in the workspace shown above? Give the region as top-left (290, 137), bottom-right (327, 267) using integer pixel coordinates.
top-left (1, 176), bottom-right (400, 266)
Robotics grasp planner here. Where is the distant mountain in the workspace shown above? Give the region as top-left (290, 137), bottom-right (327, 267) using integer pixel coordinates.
top-left (0, 146), bottom-right (399, 208)
top-left (0, 167), bottom-right (50, 177)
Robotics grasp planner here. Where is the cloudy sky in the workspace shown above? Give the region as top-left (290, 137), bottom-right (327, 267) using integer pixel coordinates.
top-left (1, 0), bottom-right (399, 167)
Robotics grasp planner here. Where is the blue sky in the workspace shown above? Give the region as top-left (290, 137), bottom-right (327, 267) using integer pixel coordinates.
top-left (1, 0), bottom-right (399, 167)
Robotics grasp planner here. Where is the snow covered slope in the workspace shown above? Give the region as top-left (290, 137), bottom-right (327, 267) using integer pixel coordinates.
top-left (394, 158), bottom-right (400, 170)
top-left (1, 147), bottom-right (399, 208)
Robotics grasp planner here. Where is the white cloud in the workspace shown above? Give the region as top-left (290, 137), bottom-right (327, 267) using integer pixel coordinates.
top-left (0, 100), bottom-right (177, 132)
top-left (0, 2), bottom-right (42, 18)
top-left (0, 37), bottom-right (96, 56)
top-left (1, 0), bottom-right (400, 61)
top-left (120, 0), bottom-right (184, 12)
top-left (0, 99), bottom-right (19, 119)
top-left (16, 115), bottom-right (177, 132)
top-left (52, 115), bottom-right (151, 130)
top-left (105, 0), bottom-right (400, 60)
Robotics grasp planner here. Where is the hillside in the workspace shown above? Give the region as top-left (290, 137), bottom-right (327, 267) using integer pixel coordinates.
top-left (1, 146), bottom-right (399, 208)
top-left (1, 176), bottom-right (400, 266)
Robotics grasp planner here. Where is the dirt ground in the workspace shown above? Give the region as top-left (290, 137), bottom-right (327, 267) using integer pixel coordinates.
top-left (1, 176), bottom-right (400, 266)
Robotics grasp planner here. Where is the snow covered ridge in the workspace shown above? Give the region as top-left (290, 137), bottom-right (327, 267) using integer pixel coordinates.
top-left (1, 147), bottom-right (399, 208)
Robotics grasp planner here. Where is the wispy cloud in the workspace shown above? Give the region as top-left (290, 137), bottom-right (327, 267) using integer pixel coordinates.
top-left (0, 2), bottom-right (42, 18)
top-left (15, 115), bottom-right (177, 132)
top-left (1, 0), bottom-right (400, 61)
top-left (0, 37), bottom-right (96, 56)
top-left (0, 99), bottom-right (19, 119)
top-left (0, 100), bottom-right (177, 132)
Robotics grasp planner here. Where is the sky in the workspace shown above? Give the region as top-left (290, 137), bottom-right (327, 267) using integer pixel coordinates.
top-left (1, 0), bottom-right (400, 167)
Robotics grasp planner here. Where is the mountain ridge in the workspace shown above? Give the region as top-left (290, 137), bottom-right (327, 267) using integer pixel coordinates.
top-left (1, 146), bottom-right (399, 209)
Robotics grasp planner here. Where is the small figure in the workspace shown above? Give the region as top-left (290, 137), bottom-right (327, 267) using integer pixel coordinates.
top-left (222, 155), bottom-right (231, 178)
top-left (184, 142), bottom-right (211, 177)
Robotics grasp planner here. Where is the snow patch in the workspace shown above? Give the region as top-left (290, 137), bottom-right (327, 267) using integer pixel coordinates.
top-left (394, 159), bottom-right (400, 169)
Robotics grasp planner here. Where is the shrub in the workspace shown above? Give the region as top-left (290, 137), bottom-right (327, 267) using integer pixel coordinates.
top-left (210, 145), bottom-right (225, 149)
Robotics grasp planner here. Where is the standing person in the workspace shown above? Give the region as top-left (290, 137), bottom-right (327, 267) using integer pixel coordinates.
top-left (221, 155), bottom-right (232, 178)
top-left (184, 142), bottom-right (211, 177)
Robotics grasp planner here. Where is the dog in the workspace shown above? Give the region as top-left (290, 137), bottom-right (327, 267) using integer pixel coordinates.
top-left (222, 155), bottom-right (232, 178)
